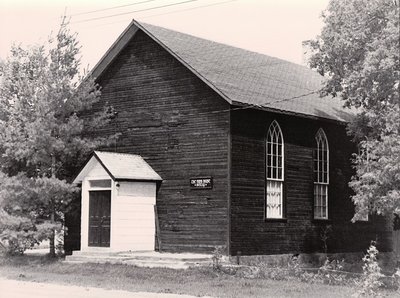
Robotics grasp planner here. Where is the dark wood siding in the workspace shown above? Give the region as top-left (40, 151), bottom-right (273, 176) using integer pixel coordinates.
top-left (94, 30), bottom-right (230, 253)
top-left (230, 108), bottom-right (392, 255)
top-left (65, 27), bottom-right (393, 256)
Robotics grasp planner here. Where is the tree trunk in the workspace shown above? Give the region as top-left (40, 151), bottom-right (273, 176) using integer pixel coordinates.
top-left (49, 154), bottom-right (56, 257)
top-left (49, 210), bottom-right (56, 257)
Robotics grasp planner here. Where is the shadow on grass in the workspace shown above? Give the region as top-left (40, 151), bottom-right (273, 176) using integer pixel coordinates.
top-left (1, 254), bottom-right (397, 298)
top-left (0, 253), bottom-right (63, 267)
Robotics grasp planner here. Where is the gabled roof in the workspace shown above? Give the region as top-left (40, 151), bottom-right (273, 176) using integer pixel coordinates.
top-left (91, 20), bottom-right (355, 123)
top-left (73, 151), bottom-right (162, 183)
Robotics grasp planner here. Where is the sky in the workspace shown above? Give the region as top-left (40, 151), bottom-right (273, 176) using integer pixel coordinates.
top-left (0, 0), bottom-right (330, 71)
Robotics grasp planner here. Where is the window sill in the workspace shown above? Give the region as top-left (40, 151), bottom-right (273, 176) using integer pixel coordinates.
top-left (355, 220), bottom-right (369, 223)
top-left (312, 218), bottom-right (332, 224)
top-left (265, 218), bottom-right (287, 223)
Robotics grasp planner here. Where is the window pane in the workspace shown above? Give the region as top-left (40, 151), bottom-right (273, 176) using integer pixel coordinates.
top-left (267, 180), bottom-right (283, 218)
top-left (314, 129), bottom-right (329, 183)
top-left (266, 121), bottom-right (284, 218)
top-left (89, 179), bottom-right (112, 188)
top-left (314, 183), bottom-right (328, 219)
top-left (277, 168), bottom-right (282, 179)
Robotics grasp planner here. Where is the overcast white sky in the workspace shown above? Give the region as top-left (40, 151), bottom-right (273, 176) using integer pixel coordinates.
top-left (0, 0), bottom-right (329, 70)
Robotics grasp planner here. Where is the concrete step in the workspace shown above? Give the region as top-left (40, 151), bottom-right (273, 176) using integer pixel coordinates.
top-left (65, 257), bottom-right (190, 269)
top-left (64, 251), bottom-right (211, 269)
top-left (66, 254), bottom-right (210, 263)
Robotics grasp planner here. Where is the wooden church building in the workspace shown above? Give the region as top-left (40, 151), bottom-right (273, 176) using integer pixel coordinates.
top-left (67, 20), bottom-right (392, 256)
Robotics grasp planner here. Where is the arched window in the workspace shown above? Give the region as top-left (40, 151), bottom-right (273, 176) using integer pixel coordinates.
top-left (266, 120), bottom-right (284, 218)
top-left (314, 128), bottom-right (329, 219)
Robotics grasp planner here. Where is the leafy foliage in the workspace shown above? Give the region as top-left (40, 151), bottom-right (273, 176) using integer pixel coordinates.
top-left (0, 17), bottom-right (117, 255)
top-left (308, 0), bottom-right (400, 217)
top-left (350, 106), bottom-right (400, 219)
top-left (308, 0), bottom-right (399, 110)
top-left (354, 242), bottom-right (384, 297)
top-left (0, 209), bottom-right (37, 255)
top-left (212, 245), bottom-right (225, 270)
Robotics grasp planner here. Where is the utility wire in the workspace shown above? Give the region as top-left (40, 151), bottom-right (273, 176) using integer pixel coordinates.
top-left (78, 0), bottom-right (237, 28)
top-left (142, 0), bottom-right (238, 19)
top-left (72, 0), bottom-right (201, 24)
top-left (191, 90), bottom-right (322, 119)
top-left (122, 88), bottom-right (347, 132)
top-left (70, 0), bottom-right (160, 17)
top-left (67, 1), bottom-right (332, 118)
top-left (118, 89), bottom-right (323, 121)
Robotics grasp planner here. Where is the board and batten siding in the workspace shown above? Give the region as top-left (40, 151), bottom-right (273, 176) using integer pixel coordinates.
top-left (93, 29), bottom-right (230, 253)
top-left (112, 182), bottom-right (156, 251)
top-left (80, 158), bottom-right (157, 252)
top-left (229, 108), bottom-right (392, 255)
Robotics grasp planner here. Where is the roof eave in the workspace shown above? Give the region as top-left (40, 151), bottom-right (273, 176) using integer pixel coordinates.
top-left (87, 19), bottom-right (352, 124)
top-left (114, 177), bottom-right (163, 182)
top-left (90, 20), bottom-right (139, 80)
top-left (89, 19), bottom-right (232, 105)
top-left (72, 151), bottom-right (115, 184)
top-left (93, 151), bottom-right (117, 180)
top-left (230, 100), bottom-right (351, 125)
top-left (134, 21), bottom-right (233, 105)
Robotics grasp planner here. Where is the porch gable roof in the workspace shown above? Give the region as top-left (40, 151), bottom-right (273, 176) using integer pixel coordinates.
top-left (73, 151), bottom-right (162, 183)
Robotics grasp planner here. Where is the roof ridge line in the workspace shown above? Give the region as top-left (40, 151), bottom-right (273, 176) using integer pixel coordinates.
top-left (134, 20), bottom-right (234, 105)
top-left (94, 151), bottom-right (158, 175)
top-left (137, 20), bottom-right (315, 71)
top-left (95, 150), bottom-right (141, 157)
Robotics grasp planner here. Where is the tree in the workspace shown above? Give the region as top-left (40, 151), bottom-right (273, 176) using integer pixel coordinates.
top-left (307, 0), bottom-right (399, 219)
top-left (0, 17), bottom-right (116, 256)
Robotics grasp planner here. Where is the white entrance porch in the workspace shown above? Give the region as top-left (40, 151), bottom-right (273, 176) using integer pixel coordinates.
top-left (73, 151), bottom-right (162, 253)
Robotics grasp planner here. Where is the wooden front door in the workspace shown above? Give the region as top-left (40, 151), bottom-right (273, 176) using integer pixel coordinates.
top-left (88, 191), bottom-right (111, 247)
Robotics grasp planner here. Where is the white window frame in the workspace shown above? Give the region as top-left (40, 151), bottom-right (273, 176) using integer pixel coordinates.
top-left (314, 128), bottom-right (329, 219)
top-left (88, 178), bottom-right (112, 191)
top-left (266, 120), bottom-right (284, 219)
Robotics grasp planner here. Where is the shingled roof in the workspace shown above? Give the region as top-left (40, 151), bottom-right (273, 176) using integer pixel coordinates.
top-left (73, 151), bottom-right (162, 183)
top-left (92, 20), bottom-right (355, 123)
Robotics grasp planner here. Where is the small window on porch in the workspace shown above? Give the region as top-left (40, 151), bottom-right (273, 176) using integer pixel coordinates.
top-left (266, 120), bottom-right (284, 219)
top-left (89, 179), bottom-right (112, 189)
top-left (314, 128), bottom-right (329, 219)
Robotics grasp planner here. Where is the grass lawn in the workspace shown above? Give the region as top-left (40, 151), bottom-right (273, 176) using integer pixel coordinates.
top-left (0, 254), bottom-right (397, 298)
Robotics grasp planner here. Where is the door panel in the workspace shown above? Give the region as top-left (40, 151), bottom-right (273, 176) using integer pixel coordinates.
top-left (88, 190), bottom-right (111, 247)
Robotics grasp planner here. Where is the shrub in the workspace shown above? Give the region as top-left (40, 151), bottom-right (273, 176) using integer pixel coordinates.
top-left (393, 268), bottom-right (400, 288)
top-left (0, 210), bottom-right (60, 255)
top-left (315, 258), bottom-right (348, 285)
top-left (354, 242), bottom-right (384, 297)
top-left (212, 246), bottom-right (225, 271)
top-left (0, 211), bottom-right (37, 255)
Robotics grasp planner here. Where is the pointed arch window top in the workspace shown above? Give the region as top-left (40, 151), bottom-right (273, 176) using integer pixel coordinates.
top-left (266, 120), bottom-right (284, 181)
top-left (268, 120), bottom-right (284, 144)
top-left (314, 128), bottom-right (329, 219)
top-left (314, 128), bottom-right (329, 184)
top-left (266, 120), bottom-right (284, 218)
top-left (315, 128), bottom-right (329, 152)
